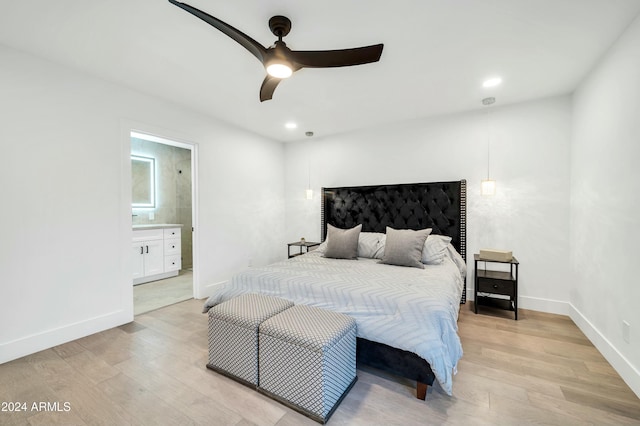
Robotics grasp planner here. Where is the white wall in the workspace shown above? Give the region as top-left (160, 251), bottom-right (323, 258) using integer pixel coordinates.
top-left (284, 96), bottom-right (573, 313)
top-left (570, 15), bottom-right (640, 396)
top-left (0, 44), bottom-right (285, 363)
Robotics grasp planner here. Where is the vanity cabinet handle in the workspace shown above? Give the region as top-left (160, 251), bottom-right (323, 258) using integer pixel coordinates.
top-left (140, 246), bottom-right (143, 255)
top-left (146, 245), bottom-right (149, 254)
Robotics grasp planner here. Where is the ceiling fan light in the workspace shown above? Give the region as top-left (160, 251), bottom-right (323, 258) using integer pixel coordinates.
top-left (266, 63), bottom-right (293, 79)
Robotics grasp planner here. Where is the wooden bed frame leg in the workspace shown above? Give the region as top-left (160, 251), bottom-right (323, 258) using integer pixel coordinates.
top-left (416, 382), bottom-right (428, 400)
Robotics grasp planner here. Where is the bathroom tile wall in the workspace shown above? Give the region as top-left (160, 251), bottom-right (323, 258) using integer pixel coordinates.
top-left (131, 137), bottom-right (193, 269)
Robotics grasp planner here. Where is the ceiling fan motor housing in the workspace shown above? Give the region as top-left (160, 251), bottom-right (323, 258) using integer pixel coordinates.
top-left (269, 16), bottom-right (292, 38)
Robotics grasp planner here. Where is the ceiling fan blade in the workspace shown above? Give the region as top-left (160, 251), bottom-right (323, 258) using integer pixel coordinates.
top-left (259, 75), bottom-right (282, 102)
top-left (289, 44), bottom-right (383, 68)
top-left (168, 0), bottom-right (267, 63)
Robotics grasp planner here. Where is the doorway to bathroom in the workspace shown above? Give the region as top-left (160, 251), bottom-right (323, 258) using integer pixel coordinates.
top-left (131, 131), bottom-right (196, 315)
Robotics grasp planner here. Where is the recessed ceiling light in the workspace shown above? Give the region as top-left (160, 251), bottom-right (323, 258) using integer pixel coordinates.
top-left (482, 77), bottom-right (502, 88)
top-left (285, 122), bottom-right (297, 129)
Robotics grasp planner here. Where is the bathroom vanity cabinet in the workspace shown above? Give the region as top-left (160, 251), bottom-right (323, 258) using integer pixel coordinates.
top-left (132, 225), bottom-right (182, 285)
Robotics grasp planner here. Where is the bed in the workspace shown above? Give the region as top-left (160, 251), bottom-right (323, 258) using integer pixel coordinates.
top-left (204, 180), bottom-right (467, 398)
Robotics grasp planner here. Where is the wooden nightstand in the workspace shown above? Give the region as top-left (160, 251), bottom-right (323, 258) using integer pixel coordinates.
top-left (474, 254), bottom-right (519, 320)
top-left (287, 241), bottom-right (320, 258)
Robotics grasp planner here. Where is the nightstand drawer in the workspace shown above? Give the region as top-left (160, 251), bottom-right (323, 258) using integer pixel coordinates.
top-left (478, 278), bottom-right (515, 296)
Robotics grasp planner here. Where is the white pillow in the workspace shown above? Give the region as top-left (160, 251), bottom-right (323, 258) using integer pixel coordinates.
top-left (422, 235), bottom-right (452, 265)
top-left (315, 240), bottom-right (328, 253)
top-left (358, 232), bottom-right (386, 259)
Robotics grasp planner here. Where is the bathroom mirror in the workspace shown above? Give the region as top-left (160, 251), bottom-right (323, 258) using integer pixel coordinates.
top-left (131, 155), bottom-right (155, 208)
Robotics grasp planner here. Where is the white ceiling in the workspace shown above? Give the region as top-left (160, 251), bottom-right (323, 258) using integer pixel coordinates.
top-left (1, 0), bottom-right (639, 142)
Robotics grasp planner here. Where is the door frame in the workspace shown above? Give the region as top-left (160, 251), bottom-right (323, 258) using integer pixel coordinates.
top-left (126, 127), bottom-right (200, 303)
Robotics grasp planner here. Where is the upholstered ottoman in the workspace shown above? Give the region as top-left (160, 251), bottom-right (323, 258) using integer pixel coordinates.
top-left (207, 293), bottom-right (294, 386)
top-left (258, 305), bottom-right (357, 423)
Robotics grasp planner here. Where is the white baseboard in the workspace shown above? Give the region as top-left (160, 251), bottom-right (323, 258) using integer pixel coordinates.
top-left (133, 270), bottom-right (179, 286)
top-left (0, 310), bottom-right (131, 365)
top-left (199, 280), bottom-right (228, 300)
top-left (519, 295), bottom-right (571, 316)
top-left (569, 303), bottom-right (640, 399)
top-left (466, 289), bottom-right (571, 316)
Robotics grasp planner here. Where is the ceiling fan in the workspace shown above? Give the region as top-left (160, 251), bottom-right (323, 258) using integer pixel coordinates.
top-left (168, 0), bottom-right (384, 102)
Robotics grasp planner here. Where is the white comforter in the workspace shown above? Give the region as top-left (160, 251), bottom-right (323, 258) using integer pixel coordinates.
top-left (203, 251), bottom-right (464, 395)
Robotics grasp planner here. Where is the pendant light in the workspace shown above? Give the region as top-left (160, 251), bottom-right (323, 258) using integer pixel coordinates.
top-left (305, 131), bottom-right (314, 199)
top-left (481, 97), bottom-right (496, 196)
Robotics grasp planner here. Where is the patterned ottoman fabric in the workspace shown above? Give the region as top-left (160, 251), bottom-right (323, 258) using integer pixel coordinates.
top-left (258, 305), bottom-right (357, 423)
top-left (207, 293), bottom-right (294, 386)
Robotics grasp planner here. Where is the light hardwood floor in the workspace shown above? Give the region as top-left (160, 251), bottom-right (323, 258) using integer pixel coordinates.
top-left (1, 300), bottom-right (639, 425)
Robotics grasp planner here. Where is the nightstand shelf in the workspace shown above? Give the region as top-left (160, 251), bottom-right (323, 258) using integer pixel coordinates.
top-left (474, 254), bottom-right (519, 320)
top-left (287, 241), bottom-right (320, 258)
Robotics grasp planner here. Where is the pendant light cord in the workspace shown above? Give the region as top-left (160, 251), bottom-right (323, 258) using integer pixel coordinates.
top-left (482, 97), bottom-right (495, 180)
top-left (486, 108), bottom-right (491, 180)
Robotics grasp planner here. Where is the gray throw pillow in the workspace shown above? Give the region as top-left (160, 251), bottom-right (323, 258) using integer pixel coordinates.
top-left (380, 227), bottom-right (432, 268)
top-left (324, 224), bottom-right (362, 260)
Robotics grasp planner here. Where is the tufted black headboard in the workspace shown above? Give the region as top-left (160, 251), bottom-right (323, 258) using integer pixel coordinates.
top-left (321, 180), bottom-right (467, 261)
